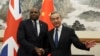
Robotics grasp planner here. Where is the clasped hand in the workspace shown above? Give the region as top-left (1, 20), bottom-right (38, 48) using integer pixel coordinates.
top-left (35, 47), bottom-right (45, 56)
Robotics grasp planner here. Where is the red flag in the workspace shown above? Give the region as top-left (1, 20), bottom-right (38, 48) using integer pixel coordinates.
top-left (0, 0), bottom-right (22, 56)
top-left (40, 0), bottom-right (54, 31)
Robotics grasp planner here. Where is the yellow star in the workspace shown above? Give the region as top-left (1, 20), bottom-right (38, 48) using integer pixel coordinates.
top-left (41, 12), bottom-right (45, 16)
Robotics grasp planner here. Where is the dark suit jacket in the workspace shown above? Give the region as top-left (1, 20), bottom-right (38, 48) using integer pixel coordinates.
top-left (48, 25), bottom-right (89, 56)
top-left (17, 19), bottom-right (48, 56)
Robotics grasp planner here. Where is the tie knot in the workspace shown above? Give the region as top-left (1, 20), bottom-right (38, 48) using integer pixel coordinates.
top-left (56, 28), bottom-right (58, 31)
top-left (34, 20), bottom-right (37, 23)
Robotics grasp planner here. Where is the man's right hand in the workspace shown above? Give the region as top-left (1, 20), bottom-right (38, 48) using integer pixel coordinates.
top-left (34, 47), bottom-right (45, 56)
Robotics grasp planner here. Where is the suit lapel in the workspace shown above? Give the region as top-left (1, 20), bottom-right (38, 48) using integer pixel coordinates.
top-left (28, 19), bottom-right (36, 36)
top-left (49, 26), bottom-right (67, 48)
top-left (37, 21), bottom-right (45, 41)
top-left (49, 29), bottom-right (56, 48)
top-left (58, 26), bottom-right (66, 47)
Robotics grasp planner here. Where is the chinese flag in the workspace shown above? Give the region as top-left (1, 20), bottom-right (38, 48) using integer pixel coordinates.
top-left (0, 0), bottom-right (22, 56)
top-left (40, 0), bottom-right (54, 31)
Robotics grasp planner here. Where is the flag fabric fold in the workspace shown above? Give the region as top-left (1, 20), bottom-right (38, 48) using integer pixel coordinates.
top-left (0, 0), bottom-right (22, 56)
top-left (40, 0), bottom-right (54, 31)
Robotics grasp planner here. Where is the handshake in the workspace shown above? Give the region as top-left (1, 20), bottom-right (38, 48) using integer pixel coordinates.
top-left (34, 47), bottom-right (45, 56)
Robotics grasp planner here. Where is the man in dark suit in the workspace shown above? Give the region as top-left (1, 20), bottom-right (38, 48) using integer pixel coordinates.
top-left (48, 12), bottom-right (96, 56)
top-left (17, 7), bottom-right (48, 56)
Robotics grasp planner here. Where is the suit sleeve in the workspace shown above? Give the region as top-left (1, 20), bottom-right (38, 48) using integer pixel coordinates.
top-left (70, 29), bottom-right (89, 50)
top-left (42, 23), bottom-right (51, 55)
top-left (17, 21), bottom-right (36, 52)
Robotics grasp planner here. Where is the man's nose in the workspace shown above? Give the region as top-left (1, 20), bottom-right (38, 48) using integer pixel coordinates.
top-left (32, 12), bottom-right (36, 15)
top-left (54, 19), bottom-right (58, 22)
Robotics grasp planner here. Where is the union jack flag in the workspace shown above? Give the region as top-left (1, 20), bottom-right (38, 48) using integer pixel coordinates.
top-left (0, 0), bottom-right (22, 56)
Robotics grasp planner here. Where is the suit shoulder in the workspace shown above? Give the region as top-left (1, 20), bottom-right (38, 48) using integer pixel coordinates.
top-left (63, 26), bottom-right (74, 31)
top-left (21, 19), bottom-right (30, 22)
top-left (19, 19), bottom-right (30, 25)
top-left (49, 28), bottom-right (54, 33)
top-left (40, 21), bottom-right (48, 26)
top-left (40, 21), bottom-right (46, 24)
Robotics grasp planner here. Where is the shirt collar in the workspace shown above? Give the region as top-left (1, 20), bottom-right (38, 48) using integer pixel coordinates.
top-left (32, 20), bottom-right (39, 24)
top-left (55, 24), bottom-right (62, 31)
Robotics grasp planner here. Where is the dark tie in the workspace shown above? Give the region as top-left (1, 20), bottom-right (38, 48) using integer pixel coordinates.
top-left (34, 21), bottom-right (38, 36)
top-left (54, 28), bottom-right (58, 47)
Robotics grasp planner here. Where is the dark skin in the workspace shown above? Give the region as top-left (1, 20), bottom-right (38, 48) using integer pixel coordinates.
top-left (29, 7), bottom-right (45, 56)
top-left (30, 7), bottom-right (40, 21)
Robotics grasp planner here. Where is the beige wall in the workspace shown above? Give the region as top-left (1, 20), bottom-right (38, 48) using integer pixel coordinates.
top-left (0, 30), bottom-right (4, 37)
top-left (0, 42), bottom-right (2, 50)
top-left (71, 43), bottom-right (100, 56)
